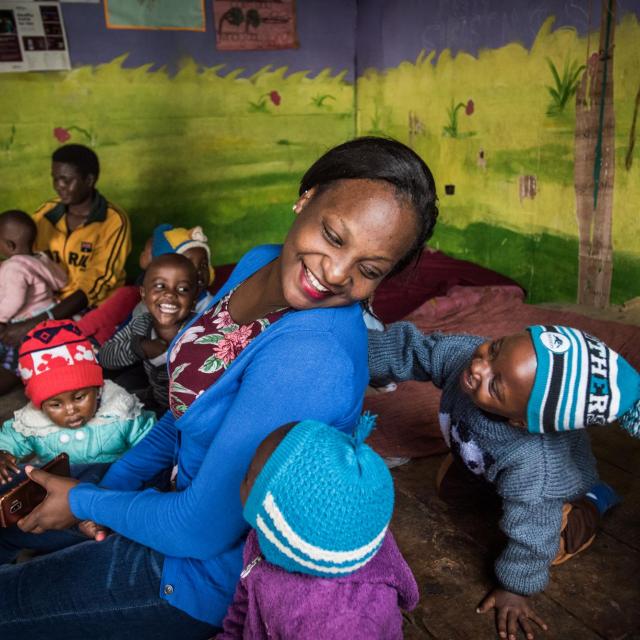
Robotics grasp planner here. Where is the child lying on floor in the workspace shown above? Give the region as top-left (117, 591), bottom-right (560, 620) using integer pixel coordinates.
top-left (217, 416), bottom-right (418, 640)
top-left (368, 323), bottom-right (639, 640)
top-left (98, 253), bottom-right (198, 412)
top-left (0, 319), bottom-right (156, 482)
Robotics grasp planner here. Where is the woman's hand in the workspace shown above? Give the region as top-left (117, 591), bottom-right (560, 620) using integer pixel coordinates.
top-left (17, 466), bottom-right (80, 534)
top-left (0, 451), bottom-right (20, 484)
top-left (477, 587), bottom-right (548, 640)
top-left (77, 519), bottom-right (110, 541)
top-left (2, 317), bottom-right (41, 346)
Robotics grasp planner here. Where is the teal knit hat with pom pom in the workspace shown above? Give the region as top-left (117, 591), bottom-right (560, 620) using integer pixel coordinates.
top-left (243, 415), bottom-right (394, 577)
top-left (527, 325), bottom-right (640, 438)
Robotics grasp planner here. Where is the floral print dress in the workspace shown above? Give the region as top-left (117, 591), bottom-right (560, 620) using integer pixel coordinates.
top-left (169, 288), bottom-right (288, 418)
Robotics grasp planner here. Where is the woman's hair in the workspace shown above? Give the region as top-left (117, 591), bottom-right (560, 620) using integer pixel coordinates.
top-left (299, 137), bottom-right (439, 275)
top-left (52, 144), bottom-right (100, 181)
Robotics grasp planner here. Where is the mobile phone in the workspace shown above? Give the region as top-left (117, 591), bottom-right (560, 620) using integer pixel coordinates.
top-left (0, 453), bottom-right (70, 527)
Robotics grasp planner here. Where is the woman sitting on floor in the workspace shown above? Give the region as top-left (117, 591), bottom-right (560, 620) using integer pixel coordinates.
top-left (0, 137), bottom-right (439, 639)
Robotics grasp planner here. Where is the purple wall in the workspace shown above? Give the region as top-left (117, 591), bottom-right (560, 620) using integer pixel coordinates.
top-left (60, 0), bottom-right (640, 79)
top-left (63, 0), bottom-right (357, 77)
top-left (356, 0), bottom-right (640, 73)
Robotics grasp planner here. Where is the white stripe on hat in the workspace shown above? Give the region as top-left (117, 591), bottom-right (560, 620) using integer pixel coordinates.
top-left (609, 352), bottom-right (620, 419)
top-left (262, 491), bottom-right (388, 564)
top-left (573, 330), bottom-right (590, 429)
top-left (256, 514), bottom-right (384, 575)
top-left (538, 344), bottom-right (554, 432)
top-left (559, 326), bottom-right (580, 431)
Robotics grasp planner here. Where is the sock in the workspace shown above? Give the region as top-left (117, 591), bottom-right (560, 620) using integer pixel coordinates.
top-left (585, 482), bottom-right (621, 515)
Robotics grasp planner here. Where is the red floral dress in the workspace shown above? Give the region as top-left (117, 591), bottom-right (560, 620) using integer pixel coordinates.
top-left (168, 288), bottom-right (288, 418)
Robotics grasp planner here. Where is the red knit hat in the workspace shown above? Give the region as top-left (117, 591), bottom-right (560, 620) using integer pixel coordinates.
top-left (18, 320), bottom-right (103, 408)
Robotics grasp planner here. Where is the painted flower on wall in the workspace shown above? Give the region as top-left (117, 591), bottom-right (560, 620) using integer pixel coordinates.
top-left (443, 99), bottom-right (476, 138)
top-left (249, 90), bottom-right (282, 113)
top-left (269, 90), bottom-right (281, 106)
top-left (53, 127), bottom-right (71, 143)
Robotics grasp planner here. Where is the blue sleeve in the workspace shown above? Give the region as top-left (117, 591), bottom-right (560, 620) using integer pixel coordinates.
top-left (69, 330), bottom-right (362, 559)
top-left (97, 409), bottom-right (177, 491)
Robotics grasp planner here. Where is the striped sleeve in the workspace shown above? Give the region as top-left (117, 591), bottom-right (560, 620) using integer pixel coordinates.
top-left (99, 314), bottom-right (152, 369)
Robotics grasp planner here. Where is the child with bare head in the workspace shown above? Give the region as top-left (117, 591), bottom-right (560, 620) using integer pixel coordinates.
top-left (0, 210), bottom-right (67, 382)
top-left (99, 253), bottom-right (198, 411)
top-left (369, 323), bottom-right (638, 640)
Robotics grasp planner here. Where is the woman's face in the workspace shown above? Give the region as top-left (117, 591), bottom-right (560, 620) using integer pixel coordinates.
top-left (278, 179), bottom-right (418, 311)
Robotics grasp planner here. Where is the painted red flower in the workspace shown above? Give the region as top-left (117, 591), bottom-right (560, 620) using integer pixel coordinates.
top-left (269, 91), bottom-right (281, 106)
top-left (465, 100), bottom-right (475, 116)
top-left (53, 127), bottom-right (70, 143)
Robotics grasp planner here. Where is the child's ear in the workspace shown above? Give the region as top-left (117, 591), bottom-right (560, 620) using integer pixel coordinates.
top-left (139, 285), bottom-right (146, 301)
top-left (85, 173), bottom-right (97, 189)
top-left (508, 417), bottom-right (527, 430)
top-left (6, 239), bottom-right (16, 253)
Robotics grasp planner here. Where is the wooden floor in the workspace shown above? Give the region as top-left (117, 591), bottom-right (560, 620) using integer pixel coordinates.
top-left (393, 427), bottom-right (640, 640)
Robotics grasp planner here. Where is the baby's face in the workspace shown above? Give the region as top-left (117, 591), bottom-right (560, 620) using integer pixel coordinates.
top-left (41, 386), bottom-right (99, 429)
top-left (459, 333), bottom-right (536, 427)
top-left (182, 247), bottom-right (210, 291)
top-left (141, 262), bottom-right (196, 328)
top-left (240, 423), bottom-right (296, 506)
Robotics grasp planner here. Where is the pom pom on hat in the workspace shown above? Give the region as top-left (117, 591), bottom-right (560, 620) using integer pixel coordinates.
top-left (18, 320), bottom-right (103, 408)
top-left (243, 414), bottom-right (394, 577)
top-left (526, 325), bottom-right (640, 435)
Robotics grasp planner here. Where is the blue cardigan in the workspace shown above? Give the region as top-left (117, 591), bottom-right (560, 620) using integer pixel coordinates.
top-left (69, 245), bottom-right (369, 625)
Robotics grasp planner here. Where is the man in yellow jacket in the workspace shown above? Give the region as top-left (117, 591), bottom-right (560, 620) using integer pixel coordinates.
top-left (0, 144), bottom-right (131, 394)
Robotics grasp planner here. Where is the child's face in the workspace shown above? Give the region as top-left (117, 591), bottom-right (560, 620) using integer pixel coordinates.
top-left (182, 247), bottom-right (210, 291)
top-left (41, 386), bottom-right (99, 429)
top-left (141, 262), bottom-right (196, 327)
top-left (139, 238), bottom-right (153, 271)
top-left (240, 423), bottom-right (296, 506)
top-left (459, 333), bottom-right (536, 427)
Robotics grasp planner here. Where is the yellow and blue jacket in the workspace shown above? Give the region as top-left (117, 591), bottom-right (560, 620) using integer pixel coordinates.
top-left (32, 191), bottom-right (131, 306)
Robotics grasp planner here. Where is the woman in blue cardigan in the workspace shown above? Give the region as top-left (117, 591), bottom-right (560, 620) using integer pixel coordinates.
top-left (0, 137), bottom-right (439, 639)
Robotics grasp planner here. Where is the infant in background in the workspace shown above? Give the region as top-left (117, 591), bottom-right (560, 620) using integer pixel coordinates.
top-left (0, 209), bottom-right (67, 329)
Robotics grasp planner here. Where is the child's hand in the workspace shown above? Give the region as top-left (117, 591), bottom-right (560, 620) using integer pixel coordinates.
top-left (77, 519), bottom-right (110, 541)
top-left (140, 337), bottom-right (169, 360)
top-left (0, 450), bottom-right (20, 485)
top-left (477, 587), bottom-right (548, 640)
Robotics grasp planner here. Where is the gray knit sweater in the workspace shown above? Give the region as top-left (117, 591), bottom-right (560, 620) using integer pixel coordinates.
top-left (368, 322), bottom-right (599, 595)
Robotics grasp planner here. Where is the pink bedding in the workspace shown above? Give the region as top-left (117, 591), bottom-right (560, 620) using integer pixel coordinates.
top-left (366, 285), bottom-right (640, 458)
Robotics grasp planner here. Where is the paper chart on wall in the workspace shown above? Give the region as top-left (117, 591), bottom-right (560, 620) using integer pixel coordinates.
top-left (104, 0), bottom-right (205, 31)
top-left (0, 1), bottom-right (70, 72)
top-left (214, 0), bottom-right (298, 50)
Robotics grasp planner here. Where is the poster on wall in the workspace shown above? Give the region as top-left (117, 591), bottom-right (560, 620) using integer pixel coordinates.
top-left (214, 0), bottom-right (298, 50)
top-left (0, 1), bottom-right (70, 72)
top-left (104, 0), bottom-right (205, 31)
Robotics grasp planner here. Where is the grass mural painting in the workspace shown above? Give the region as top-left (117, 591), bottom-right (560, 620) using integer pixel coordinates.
top-left (357, 14), bottom-right (640, 304)
top-left (0, 13), bottom-right (638, 304)
top-left (0, 57), bottom-right (354, 275)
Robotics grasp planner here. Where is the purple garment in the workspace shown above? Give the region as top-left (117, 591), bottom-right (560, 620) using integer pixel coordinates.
top-left (217, 529), bottom-right (419, 640)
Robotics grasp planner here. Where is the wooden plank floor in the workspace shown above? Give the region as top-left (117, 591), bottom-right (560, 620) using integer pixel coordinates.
top-left (393, 426), bottom-right (640, 640)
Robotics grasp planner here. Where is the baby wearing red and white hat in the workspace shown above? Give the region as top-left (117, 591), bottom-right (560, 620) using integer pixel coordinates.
top-left (0, 320), bottom-right (156, 488)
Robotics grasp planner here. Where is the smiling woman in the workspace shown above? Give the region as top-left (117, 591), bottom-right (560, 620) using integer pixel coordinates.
top-left (0, 137), bottom-right (439, 639)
